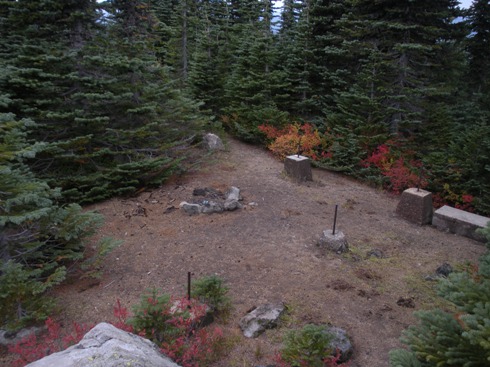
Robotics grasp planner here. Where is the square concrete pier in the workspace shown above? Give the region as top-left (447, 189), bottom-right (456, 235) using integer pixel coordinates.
top-left (396, 188), bottom-right (433, 225)
top-left (284, 155), bottom-right (312, 181)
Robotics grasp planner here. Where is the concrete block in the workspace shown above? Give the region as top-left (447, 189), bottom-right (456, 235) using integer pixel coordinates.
top-left (433, 205), bottom-right (489, 243)
top-left (396, 188), bottom-right (433, 225)
top-left (284, 155), bottom-right (312, 181)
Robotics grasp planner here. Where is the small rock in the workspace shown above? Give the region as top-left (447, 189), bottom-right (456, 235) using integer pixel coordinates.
top-left (224, 199), bottom-right (242, 211)
top-left (202, 133), bottom-right (225, 151)
top-left (179, 201), bottom-right (202, 215)
top-left (239, 303), bottom-right (285, 338)
top-left (366, 248), bottom-right (385, 259)
top-left (396, 297), bottom-right (415, 308)
top-left (226, 186), bottom-right (241, 201)
top-left (201, 200), bottom-right (224, 214)
top-left (435, 262), bottom-right (453, 277)
top-left (193, 188), bottom-right (207, 196)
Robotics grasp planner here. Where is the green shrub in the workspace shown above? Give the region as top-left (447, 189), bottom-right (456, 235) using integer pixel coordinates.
top-left (191, 275), bottom-right (231, 313)
top-left (281, 324), bottom-right (334, 367)
top-left (128, 289), bottom-right (177, 342)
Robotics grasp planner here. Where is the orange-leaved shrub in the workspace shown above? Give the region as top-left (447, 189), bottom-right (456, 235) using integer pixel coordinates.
top-left (258, 123), bottom-right (322, 160)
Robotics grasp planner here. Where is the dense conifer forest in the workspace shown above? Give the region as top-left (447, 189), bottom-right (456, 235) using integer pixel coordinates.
top-left (0, 0), bottom-right (489, 350)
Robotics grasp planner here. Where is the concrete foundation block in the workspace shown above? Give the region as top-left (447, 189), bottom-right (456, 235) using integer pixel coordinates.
top-left (284, 155), bottom-right (312, 181)
top-left (396, 188), bottom-right (433, 225)
top-left (433, 205), bottom-right (489, 243)
top-left (318, 230), bottom-right (349, 254)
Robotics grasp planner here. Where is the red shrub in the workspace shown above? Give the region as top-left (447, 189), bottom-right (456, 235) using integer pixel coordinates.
top-left (8, 318), bottom-right (92, 367)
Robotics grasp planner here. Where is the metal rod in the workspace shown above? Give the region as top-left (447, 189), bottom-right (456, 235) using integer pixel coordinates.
top-left (333, 204), bottom-right (338, 235)
top-left (187, 271), bottom-right (191, 301)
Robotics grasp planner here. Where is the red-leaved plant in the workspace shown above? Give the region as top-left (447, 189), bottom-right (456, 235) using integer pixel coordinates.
top-left (8, 318), bottom-right (93, 367)
top-left (363, 143), bottom-right (427, 194)
top-left (113, 296), bottom-right (224, 367)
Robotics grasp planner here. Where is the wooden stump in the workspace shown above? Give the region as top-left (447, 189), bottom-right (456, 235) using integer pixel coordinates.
top-left (284, 155), bottom-right (312, 181)
top-left (396, 188), bottom-right (433, 225)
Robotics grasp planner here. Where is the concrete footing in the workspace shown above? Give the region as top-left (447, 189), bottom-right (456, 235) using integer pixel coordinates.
top-left (318, 230), bottom-right (349, 253)
top-left (284, 155), bottom-right (312, 181)
top-left (396, 188), bottom-right (433, 225)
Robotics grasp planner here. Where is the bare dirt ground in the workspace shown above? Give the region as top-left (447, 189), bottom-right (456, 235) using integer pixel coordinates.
top-left (7, 138), bottom-right (487, 367)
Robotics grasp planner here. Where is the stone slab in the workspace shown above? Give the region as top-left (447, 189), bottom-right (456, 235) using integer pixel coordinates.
top-left (395, 188), bottom-right (433, 225)
top-left (284, 155), bottom-right (312, 181)
top-left (432, 205), bottom-right (489, 243)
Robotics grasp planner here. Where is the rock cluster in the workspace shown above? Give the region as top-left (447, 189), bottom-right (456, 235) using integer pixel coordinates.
top-left (180, 186), bottom-right (243, 215)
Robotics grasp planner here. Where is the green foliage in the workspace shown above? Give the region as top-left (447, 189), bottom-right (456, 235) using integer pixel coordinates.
top-left (389, 224), bottom-right (490, 367)
top-left (191, 275), bottom-right (231, 313)
top-left (0, 262), bottom-right (63, 330)
top-left (128, 289), bottom-right (176, 342)
top-left (281, 324), bottom-right (334, 367)
top-left (0, 113), bottom-right (117, 329)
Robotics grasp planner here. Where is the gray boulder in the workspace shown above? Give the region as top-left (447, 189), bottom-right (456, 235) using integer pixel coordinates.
top-left (325, 326), bottom-right (354, 363)
top-left (202, 133), bottom-right (225, 151)
top-left (239, 303), bottom-right (285, 338)
top-left (26, 322), bottom-right (181, 367)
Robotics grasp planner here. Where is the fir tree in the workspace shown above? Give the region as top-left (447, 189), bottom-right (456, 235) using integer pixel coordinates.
top-left (0, 112), bottom-right (107, 329)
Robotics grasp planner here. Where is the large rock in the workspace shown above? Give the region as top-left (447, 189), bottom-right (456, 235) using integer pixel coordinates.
top-left (26, 323), bottom-right (181, 367)
top-left (202, 133), bottom-right (225, 151)
top-left (239, 303), bottom-right (285, 338)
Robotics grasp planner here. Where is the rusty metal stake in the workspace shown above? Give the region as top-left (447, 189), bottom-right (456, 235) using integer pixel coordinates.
top-left (187, 271), bottom-right (191, 302)
top-left (333, 204), bottom-right (338, 235)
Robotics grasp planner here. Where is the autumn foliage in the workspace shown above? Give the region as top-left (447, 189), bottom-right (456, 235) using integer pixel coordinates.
top-left (258, 123), bottom-right (322, 160)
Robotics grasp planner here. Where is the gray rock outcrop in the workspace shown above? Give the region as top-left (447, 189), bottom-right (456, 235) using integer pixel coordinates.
top-left (26, 322), bottom-right (181, 367)
top-left (239, 303), bottom-right (285, 338)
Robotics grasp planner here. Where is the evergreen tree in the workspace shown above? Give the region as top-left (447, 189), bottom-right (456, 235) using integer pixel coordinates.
top-left (466, 0), bottom-right (490, 100)
top-left (0, 0), bottom-right (205, 203)
top-left (389, 224), bottom-right (490, 367)
top-left (221, 0), bottom-right (289, 142)
top-left (333, 0), bottom-right (462, 135)
top-left (0, 112), bottom-right (108, 329)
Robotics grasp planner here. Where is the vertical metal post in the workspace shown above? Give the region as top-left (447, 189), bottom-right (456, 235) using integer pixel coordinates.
top-left (332, 204), bottom-right (338, 235)
top-left (187, 271), bottom-right (191, 301)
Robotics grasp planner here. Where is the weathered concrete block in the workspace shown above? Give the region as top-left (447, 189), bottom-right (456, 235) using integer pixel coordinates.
top-left (433, 205), bottom-right (489, 243)
top-left (396, 188), bottom-right (433, 225)
top-left (284, 155), bottom-right (312, 181)
top-left (318, 230), bottom-right (349, 253)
